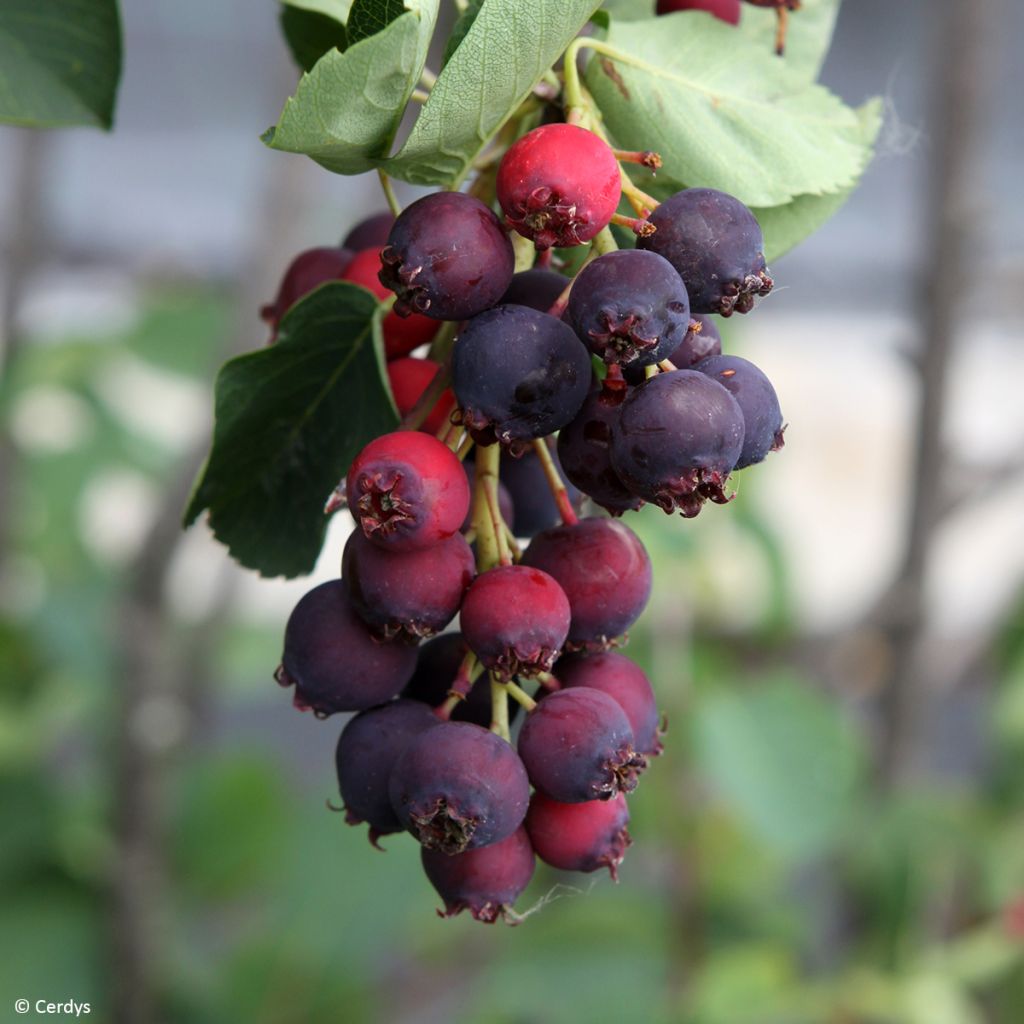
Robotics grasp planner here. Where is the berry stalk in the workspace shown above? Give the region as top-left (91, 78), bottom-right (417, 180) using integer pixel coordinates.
top-left (532, 438), bottom-right (579, 526)
top-left (490, 673), bottom-right (511, 740)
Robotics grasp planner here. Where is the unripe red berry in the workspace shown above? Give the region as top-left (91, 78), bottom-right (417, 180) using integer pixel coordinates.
top-left (526, 791), bottom-right (632, 879)
top-left (656, 0), bottom-right (741, 24)
top-left (386, 357), bottom-right (455, 435)
top-left (260, 246), bottom-right (353, 335)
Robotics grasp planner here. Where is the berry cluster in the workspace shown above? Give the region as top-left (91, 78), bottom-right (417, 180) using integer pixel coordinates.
top-left (269, 120), bottom-right (785, 923)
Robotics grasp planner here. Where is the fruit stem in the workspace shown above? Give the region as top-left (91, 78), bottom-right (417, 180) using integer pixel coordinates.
top-left (489, 674), bottom-right (511, 740)
top-left (592, 226), bottom-right (619, 256)
top-left (455, 434), bottom-right (475, 462)
top-left (400, 363), bottom-right (451, 431)
top-left (535, 671), bottom-right (561, 691)
top-left (437, 651), bottom-right (483, 720)
top-left (619, 171), bottom-right (661, 218)
top-left (611, 212), bottom-right (656, 238)
top-left (472, 444), bottom-right (504, 571)
top-left (480, 446), bottom-right (512, 567)
top-left (419, 66), bottom-right (437, 88)
top-left (562, 38), bottom-right (656, 125)
top-left (532, 438), bottom-right (578, 526)
top-left (612, 147), bottom-right (662, 171)
top-left (410, 89), bottom-right (430, 105)
top-left (377, 170), bottom-right (401, 217)
top-left (658, 359), bottom-right (678, 373)
top-left (512, 232), bottom-right (536, 273)
top-left (645, 364), bottom-right (659, 380)
top-left (503, 681), bottom-right (538, 712)
top-left (503, 525), bottom-right (521, 561)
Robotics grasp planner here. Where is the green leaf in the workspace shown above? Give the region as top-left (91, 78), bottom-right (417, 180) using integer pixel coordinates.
top-left (280, 4), bottom-right (348, 72)
top-left (694, 677), bottom-right (865, 861)
top-left (385, 0), bottom-right (603, 187)
top-left (584, 16), bottom-right (873, 207)
top-left (0, 0), bottom-right (122, 130)
top-left (184, 283), bottom-right (399, 578)
top-left (734, 0), bottom-right (841, 84)
top-left (263, 0), bottom-right (438, 176)
top-left (440, 0), bottom-right (484, 69)
top-left (285, 0), bottom-right (353, 17)
top-left (346, 0), bottom-right (407, 45)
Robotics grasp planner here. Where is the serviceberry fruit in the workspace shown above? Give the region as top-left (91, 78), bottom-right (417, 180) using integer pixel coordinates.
top-left (656, 0), bottom-right (741, 23)
top-left (342, 528), bottom-right (474, 641)
top-left (422, 826), bottom-right (535, 923)
top-left (500, 440), bottom-right (580, 537)
top-left (276, 580), bottom-right (417, 715)
top-left (522, 517), bottom-right (652, 649)
top-left (517, 687), bottom-right (647, 802)
top-left (497, 124), bottom-right (622, 250)
top-left (379, 192), bottom-right (515, 320)
top-left (260, 246), bottom-right (353, 334)
top-left (451, 304), bottom-right (591, 451)
top-left (342, 210), bottom-right (394, 251)
top-left (460, 565), bottom-right (570, 681)
top-left (346, 432), bottom-right (470, 551)
top-left (500, 268), bottom-right (569, 313)
top-left (526, 791), bottom-right (631, 879)
top-left (334, 699), bottom-right (438, 845)
top-left (568, 250), bottom-right (691, 366)
top-left (623, 312), bottom-right (722, 384)
top-left (695, 354), bottom-right (785, 468)
top-left (555, 651), bottom-right (662, 756)
top-left (389, 721), bottom-right (530, 854)
top-left (386, 357), bottom-right (456, 434)
top-left (638, 188), bottom-right (773, 316)
top-left (610, 369), bottom-right (745, 516)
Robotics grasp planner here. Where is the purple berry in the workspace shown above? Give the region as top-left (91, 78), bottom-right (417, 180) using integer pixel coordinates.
top-left (260, 246), bottom-right (354, 334)
top-left (500, 268), bottom-right (569, 313)
top-left (622, 313), bottom-right (722, 385)
top-left (526, 791), bottom-right (631, 879)
top-left (342, 210), bottom-right (395, 251)
top-left (500, 440), bottom-right (581, 537)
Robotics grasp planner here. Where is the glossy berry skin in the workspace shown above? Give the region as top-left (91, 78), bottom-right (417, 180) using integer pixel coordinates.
top-left (638, 188), bottom-right (773, 316)
top-left (342, 248), bottom-right (438, 359)
top-left (526, 792), bottom-right (631, 879)
top-left (568, 250), bottom-right (691, 367)
top-left (517, 687), bottom-right (647, 803)
top-left (346, 432), bottom-right (470, 551)
top-left (276, 580), bottom-right (417, 715)
top-left (342, 211), bottom-right (394, 251)
top-left (500, 268), bottom-right (569, 313)
top-left (522, 518), bottom-right (652, 649)
top-left (610, 369), bottom-right (745, 517)
top-left (451, 304), bottom-right (591, 452)
top-left (460, 565), bottom-right (570, 680)
top-left (656, 0), bottom-right (741, 23)
top-left (557, 380), bottom-right (643, 515)
top-left (694, 354), bottom-right (785, 468)
top-left (386, 357), bottom-right (455, 434)
top-left (422, 826), bottom-right (535, 923)
top-left (389, 721), bottom-right (530, 854)
top-left (622, 313), bottom-right (722, 384)
top-left (342, 528), bottom-right (474, 641)
top-left (260, 246), bottom-right (353, 333)
top-left (555, 652), bottom-right (662, 756)
top-left (335, 699), bottom-right (438, 844)
top-left (379, 192), bottom-right (514, 321)
top-left (498, 124), bottom-right (622, 251)
top-left (500, 440), bottom-right (580, 537)
top-left (402, 633), bottom-right (518, 728)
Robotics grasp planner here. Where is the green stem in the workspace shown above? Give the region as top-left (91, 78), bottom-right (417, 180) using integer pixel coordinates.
top-left (504, 680), bottom-right (537, 712)
top-left (472, 444), bottom-right (503, 571)
top-left (532, 439), bottom-right (578, 527)
top-left (490, 675), bottom-right (511, 740)
top-left (377, 170), bottom-right (401, 217)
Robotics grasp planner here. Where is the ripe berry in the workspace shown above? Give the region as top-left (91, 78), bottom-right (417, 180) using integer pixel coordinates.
top-left (556, 380), bottom-right (643, 515)
top-left (386, 357), bottom-right (456, 434)
top-left (276, 580), bottom-right (417, 715)
top-left (460, 565), bottom-right (570, 680)
top-left (260, 246), bottom-right (353, 334)
top-left (526, 791), bottom-right (631, 879)
top-left (568, 250), bottom-right (691, 366)
top-left (346, 432), bottom-right (470, 551)
top-left (656, 0), bottom-right (741, 23)
top-left (694, 354), bottom-right (785, 468)
top-left (451, 304), bottom-right (591, 451)
top-left (342, 210), bottom-right (394, 251)
top-left (500, 440), bottom-right (581, 537)
top-left (497, 124), bottom-right (622, 250)
top-left (521, 518), bottom-right (652, 649)
top-left (638, 188), bottom-right (773, 316)
top-left (422, 826), bottom-right (535, 923)
top-left (342, 248), bottom-right (438, 359)
top-left (378, 192), bottom-right (515, 320)
top-left (610, 369), bottom-right (744, 517)
top-left (334, 699), bottom-right (438, 844)
top-left (555, 651), bottom-right (662, 756)
top-left (500, 268), bottom-right (569, 313)
top-left (622, 312), bottom-right (722, 384)
top-left (342, 528), bottom-right (474, 641)
top-left (389, 721), bottom-right (530, 854)
top-left (517, 687), bottom-right (647, 802)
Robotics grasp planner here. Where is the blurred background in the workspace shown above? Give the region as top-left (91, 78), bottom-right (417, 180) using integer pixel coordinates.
top-left (1, 0), bottom-right (1023, 1021)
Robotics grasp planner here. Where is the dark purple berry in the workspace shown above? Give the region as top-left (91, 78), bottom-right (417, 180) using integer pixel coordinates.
top-left (346, 432), bottom-right (470, 551)
top-left (521, 518), bottom-right (652, 650)
top-left (622, 313), bottom-right (722, 384)
top-left (378, 192), bottom-right (514, 320)
top-left (460, 565), bottom-right (570, 681)
top-left (334, 699), bottom-right (439, 844)
top-left (342, 529), bottom-right (474, 641)
top-left (276, 580), bottom-right (417, 715)
top-left (526, 791), bottom-right (631, 879)
top-left (555, 652), bottom-right (662, 756)
top-left (610, 369), bottom-right (744, 517)
top-left (568, 250), bottom-right (690, 367)
top-left (260, 246), bottom-right (353, 334)
top-left (517, 687), bottom-right (647, 803)
top-left (638, 188), bottom-right (773, 316)
top-left (342, 210), bottom-right (395, 251)
top-left (389, 722), bottom-right (530, 854)
top-left (500, 440), bottom-right (581, 537)
top-left (451, 304), bottom-right (591, 452)
top-left (694, 354), bottom-right (785, 468)
top-left (500, 268), bottom-right (569, 313)
top-left (422, 826), bottom-right (535, 923)
top-left (556, 379), bottom-right (643, 515)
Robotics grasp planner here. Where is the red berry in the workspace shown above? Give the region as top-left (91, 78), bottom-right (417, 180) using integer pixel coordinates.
top-left (460, 565), bottom-right (571, 681)
top-left (656, 0), bottom-right (741, 24)
top-left (422, 826), bottom-right (535, 923)
top-left (346, 432), bottom-right (470, 551)
top-left (497, 124), bottom-right (622, 250)
top-left (526, 791), bottom-right (631, 879)
top-left (261, 246), bottom-right (354, 334)
top-left (386, 357), bottom-right (456, 434)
